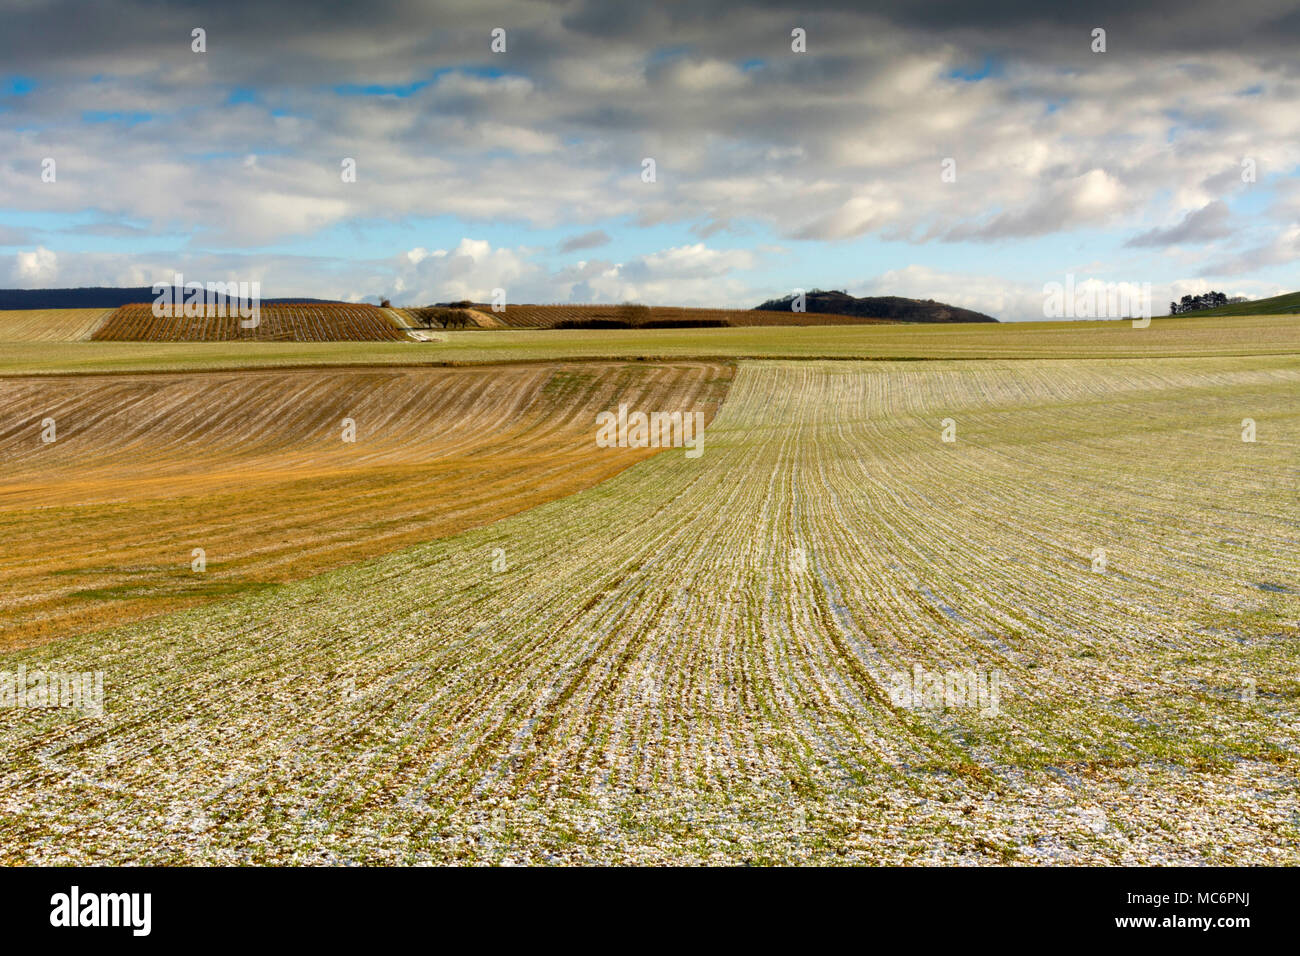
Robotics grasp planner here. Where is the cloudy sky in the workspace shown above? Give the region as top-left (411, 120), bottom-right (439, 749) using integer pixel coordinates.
top-left (1, 0), bottom-right (1297, 319)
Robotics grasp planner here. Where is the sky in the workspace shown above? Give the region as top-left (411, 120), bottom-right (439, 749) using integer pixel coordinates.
top-left (0, 0), bottom-right (1297, 320)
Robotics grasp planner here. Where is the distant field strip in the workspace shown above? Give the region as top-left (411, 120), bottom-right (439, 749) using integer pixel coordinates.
top-left (3, 313), bottom-right (1297, 376)
top-left (0, 309), bottom-right (113, 342)
top-left (0, 356), bottom-right (1295, 864)
top-left (91, 302), bottom-right (408, 341)
top-left (461, 303), bottom-right (894, 329)
top-left (0, 362), bottom-right (731, 647)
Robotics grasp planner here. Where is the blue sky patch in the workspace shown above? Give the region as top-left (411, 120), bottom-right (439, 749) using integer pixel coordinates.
top-left (3, 75), bottom-right (36, 96)
top-left (81, 110), bottom-right (152, 125)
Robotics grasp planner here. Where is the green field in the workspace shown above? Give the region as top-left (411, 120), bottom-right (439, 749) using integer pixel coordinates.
top-left (2, 312), bottom-right (1298, 376)
top-left (2, 353), bottom-right (1296, 864)
top-left (1167, 291), bottom-right (1300, 317)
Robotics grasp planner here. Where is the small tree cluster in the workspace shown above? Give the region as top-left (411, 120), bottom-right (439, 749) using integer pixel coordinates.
top-left (1169, 291), bottom-right (1230, 314)
top-left (408, 306), bottom-right (476, 329)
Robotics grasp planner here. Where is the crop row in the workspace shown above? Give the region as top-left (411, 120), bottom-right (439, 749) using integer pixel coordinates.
top-left (91, 303), bottom-right (409, 342)
top-left (0, 361), bottom-right (731, 646)
top-left (1, 356), bottom-right (1296, 863)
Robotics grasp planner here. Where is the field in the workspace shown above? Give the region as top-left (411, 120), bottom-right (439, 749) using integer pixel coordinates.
top-left (1, 313), bottom-right (1297, 377)
top-left (452, 303), bottom-right (896, 329)
top-left (0, 351), bottom-right (1296, 864)
top-left (1168, 290), bottom-right (1300, 317)
top-left (0, 309), bottom-right (114, 342)
top-left (0, 363), bottom-right (730, 647)
top-left (91, 302), bottom-right (409, 342)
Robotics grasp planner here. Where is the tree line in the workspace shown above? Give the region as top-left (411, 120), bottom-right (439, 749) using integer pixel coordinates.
top-left (1168, 291), bottom-right (1247, 314)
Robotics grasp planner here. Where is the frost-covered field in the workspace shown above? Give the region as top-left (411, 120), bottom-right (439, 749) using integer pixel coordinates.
top-left (1, 357), bottom-right (1297, 864)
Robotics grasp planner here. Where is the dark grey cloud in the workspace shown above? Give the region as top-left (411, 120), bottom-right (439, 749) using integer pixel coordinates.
top-left (0, 225), bottom-right (34, 246)
top-left (1, 0), bottom-right (1296, 305)
top-left (61, 222), bottom-right (151, 239)
top-left (560, 0), bottom-right (1300, 58)
top-left (559, 229), bottom-right (611, 252)
top-left (4, 0), bottom-right (1299, 82)
top-left (1125, 200), bottom-right (1232, 248)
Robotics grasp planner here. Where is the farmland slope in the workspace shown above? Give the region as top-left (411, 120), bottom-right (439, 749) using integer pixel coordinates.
top-left (0, 362), bottom-right (731, 646)
top-left (92, 303), bottom-right (408, 341)
top-left (1, 356), bottom-right (1296, 863)
top-left (1166, 290), bottom-right (1300, 318)
top-left (0, 309), bottom-right (114, 342)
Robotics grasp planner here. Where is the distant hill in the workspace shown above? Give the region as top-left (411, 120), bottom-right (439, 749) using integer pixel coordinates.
top-left (0, 287), bottom-right (346, 310)
top-left (754, 290), bottom-right (998, 323)
top-left (1164, 290), bottom-right (1300, 317)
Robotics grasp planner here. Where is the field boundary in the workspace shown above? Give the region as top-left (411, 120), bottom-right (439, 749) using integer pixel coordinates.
top-left (6, 349), bottom-right (1300, 380)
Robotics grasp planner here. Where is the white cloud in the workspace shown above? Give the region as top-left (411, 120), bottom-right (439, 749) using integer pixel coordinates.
top-left (855, 265), bottom-right (1046, 322)
top-left (1197, 225), bottom-right (1300, 276)
top-left (391, 238), bottom-right (761, 306)
top-left (13, 246), bottom-right (58, 284)
top-left (1, 1), bottom-right (1297, 299)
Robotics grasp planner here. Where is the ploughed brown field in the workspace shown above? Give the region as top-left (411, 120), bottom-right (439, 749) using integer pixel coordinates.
top-left (91, 302), bottom-right (409, 342)
top-left (439, 303), bottom-right (899, 329)
top-left (0, 361), bottom-right (732, 648)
